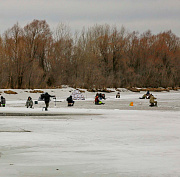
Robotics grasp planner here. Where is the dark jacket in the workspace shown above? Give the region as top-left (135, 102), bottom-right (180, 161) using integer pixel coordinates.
top-left (67, 96), bottom-right (74, 103)
top-left (28, 96), bottom-right (32, 101)
top-left (42, 93), bottom-right (55, 103)
top-left (1, 96), bottom-right (6, 104)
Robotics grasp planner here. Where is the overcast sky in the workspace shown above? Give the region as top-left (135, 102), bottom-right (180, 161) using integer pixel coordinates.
top-left (0, 0), bottom-right (180, 36)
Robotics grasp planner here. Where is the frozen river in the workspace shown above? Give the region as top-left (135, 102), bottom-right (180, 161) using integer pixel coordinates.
top-left (0, 89), bottom-right (180, 177)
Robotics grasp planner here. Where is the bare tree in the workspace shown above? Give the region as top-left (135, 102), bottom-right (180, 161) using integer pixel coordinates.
top-left (3, 23), bottom-right (27, 88)
top-left (23, 19), bottom-right (53, 88)
top-left (0, 21), bottom-right (179, 89)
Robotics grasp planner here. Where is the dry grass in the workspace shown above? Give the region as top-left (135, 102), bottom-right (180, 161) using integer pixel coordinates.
top-left (87, 88), bottom-right (96, 92)
top-left (87, 88), bottom-right (115, 93)
top-left (127, 87), bottom-right (180, 92)
top-left (79, 89), bottom-right (85, 93)
top-left (167, 87), bottom-right (180, 91)
top-left (127, 87), bottom-right (140, 92)
top-left (29, 90), bottom-right (44, 93)
top-left (140, 88), bottom-right (169, 92)
top-left (4, 90), bottom-right (18, 94)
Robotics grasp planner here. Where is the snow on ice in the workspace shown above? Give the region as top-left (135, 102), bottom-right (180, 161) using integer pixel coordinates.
top-left (0, 88), bottom-right (180, 177)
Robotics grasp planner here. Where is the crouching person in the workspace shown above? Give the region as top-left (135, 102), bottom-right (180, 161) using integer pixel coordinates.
top-left (95, 95), bottom-right (104, 105)
top-left (116, 92), bottom-right (120, 98)
top-left (139, 94), bottom-right (147, 99)
top-left (0, 96), bottom-right (6, 107)
top-left (149, 94), bottom-right (157, 106)
top-left (26, 96), bottom-right (33, 108)
top-left (66, 96), bottom-right (74, 106)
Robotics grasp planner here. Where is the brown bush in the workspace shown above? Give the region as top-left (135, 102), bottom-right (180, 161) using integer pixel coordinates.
top-left (87, 88), bottom-right (115, 93)
top-left (79, 89), bottom-right (85, 93)
top-left (127, 87), bottom-right (140, 92)
top-left (127, 87), bottom-right (171, 92)
top-left (4, 90), bottom-right (18, 94)
top-left (99, 88), bottom-right (115, 93)
top-left (168, 87), bottom-right (180, 91)
top-left (29, 90), bottom-right (44, 93)
top-left (87, 88), bottom-right (97, 92)
top-left (139, 88), bottom-right (169, 92)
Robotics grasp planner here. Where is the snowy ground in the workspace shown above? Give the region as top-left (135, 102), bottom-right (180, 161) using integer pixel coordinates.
top-left (0, 88), bottom-right (180, 177)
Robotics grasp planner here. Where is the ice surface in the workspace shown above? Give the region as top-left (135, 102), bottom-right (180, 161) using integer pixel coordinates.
top-left (0, 88), bottom-right (180, 177)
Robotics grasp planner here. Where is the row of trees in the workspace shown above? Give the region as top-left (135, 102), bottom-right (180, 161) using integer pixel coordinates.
top-left (0, 20), bottom-right (179, 89)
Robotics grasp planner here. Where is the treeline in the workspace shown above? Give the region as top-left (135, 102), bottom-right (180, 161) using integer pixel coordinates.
top-left (0, 19), bottom-right (179, 89)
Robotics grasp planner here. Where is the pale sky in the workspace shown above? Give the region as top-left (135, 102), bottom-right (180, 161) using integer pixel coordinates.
top-left (0, 0), bottom-right (180, 36)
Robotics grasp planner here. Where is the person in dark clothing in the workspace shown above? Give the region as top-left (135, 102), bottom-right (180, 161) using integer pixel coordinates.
top-left (66, 95), bottom-right (74, 106)
top-left (96, 93), bottom-right (106, 100)
top-left (139, 93), bottom-right (147, 99)
top-left (116, 92), bottom-right (120, 98)
top-left (146, 91), bottom-right (150, 99)
top-left (0, 96), bottom-right (6, 107)
top-left (41, 92), bottom-right (55, 111)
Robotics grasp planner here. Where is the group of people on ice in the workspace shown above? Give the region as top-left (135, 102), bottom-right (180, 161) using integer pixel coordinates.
top-left (95, 93), bottom-right (105, 105)
top-left (0, 89), bottom-right (158, 110)
top-left (140, 91), bottom-right (157, 106)
top-left (27, 90), bottom-right (158, 109)
top-left (25, 92), bottom-right (56, 111)
top-left (27, 92), bottom-right (75, 111)
top-left (94, 90), bottom-right (157, 107)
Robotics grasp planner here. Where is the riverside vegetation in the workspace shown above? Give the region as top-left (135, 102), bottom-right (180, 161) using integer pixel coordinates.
top-left (0, 20), bottom-right (179, 89)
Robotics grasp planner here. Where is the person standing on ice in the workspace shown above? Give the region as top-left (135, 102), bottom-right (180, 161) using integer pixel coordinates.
top-left (41, 92), bottom-right (55, 111)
